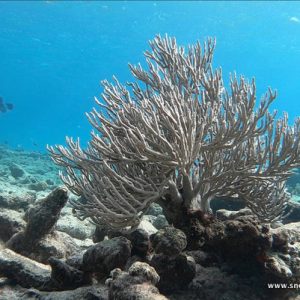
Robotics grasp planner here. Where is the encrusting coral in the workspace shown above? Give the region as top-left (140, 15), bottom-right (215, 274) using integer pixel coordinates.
top-left (48, 35), bottom-right (300, 233)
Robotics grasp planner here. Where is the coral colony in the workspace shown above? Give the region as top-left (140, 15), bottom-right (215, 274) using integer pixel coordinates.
top-left (49, 35), bottom-right (300, 227)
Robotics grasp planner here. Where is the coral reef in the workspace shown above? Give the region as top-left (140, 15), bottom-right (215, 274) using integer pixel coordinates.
top-left (1, 34), bottom-right (300, 299)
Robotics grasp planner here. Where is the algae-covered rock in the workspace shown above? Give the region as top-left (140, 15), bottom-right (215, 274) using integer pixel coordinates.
top-left (106, 262), bottom-right (167, 300)
top-left (153, 214), bottom-right (169, 230)
top-left (146, 203), bottom-right (163, 217)
top-left (0, 248), bottom-right (51, 288)
top-left (128, 228), bottom-right (150, 258)
top-left (150, 226), bottom-right (187, 256)
top-left (48, 256), bottom-right (92, 290)
top-left (21, 284), bottom-right (108, 300)
top-left (266, 222), bottom-right (300, 279)
top-left (128, 262), bottom-right (160, 285)
top-left (22, 284), bottom-right (108, 300)
top-left (7, 187), bottom-right (68, 254)
top-left (82, 236), bottom-right (132, 277)
top-left (150, 253), bottom-right (196, 293)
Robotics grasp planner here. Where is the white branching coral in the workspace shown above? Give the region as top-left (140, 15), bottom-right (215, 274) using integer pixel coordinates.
top-left (48, 35), bottom-right (300, 228)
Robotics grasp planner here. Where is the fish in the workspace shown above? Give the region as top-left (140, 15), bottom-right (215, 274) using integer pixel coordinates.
top-left (0, 97), bottom-right (14, 113)
top-left (0, 97), bottom-right (7, 113)
top-left (6, 103), bottom-right (13, 110)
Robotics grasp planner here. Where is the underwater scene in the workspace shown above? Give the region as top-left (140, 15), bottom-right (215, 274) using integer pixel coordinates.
top-left (1, 1), bottom-right (300, 299)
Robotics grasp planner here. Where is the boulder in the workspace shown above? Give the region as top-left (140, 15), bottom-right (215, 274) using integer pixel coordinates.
top-left (82, 236), bottom-right (132, 278)
top-left (106, 262), bottom-right (167, 300)
top-left (150, 253), bottom-right (196, 293)
top-left (138, 218), bottom-right (158, 236)
top-left (150, 226), bottom-right (187, 256)
top-left (0, 248), bottom-right (51, 289)
top-left (145, 203), bottom-right (163, 217)
top-left (153, 214), bottom-right (168, 230)
top-left (215, 208), bottom-right (252, 221)
top-left (48, 256), bottom-right (92, 290)
top-left (21, 284), bottom-right (108, 299)
top-left (266, 222), bottom-right (300, 279)
top-left (7, 187), bottom-right (68, 256)
top-left (128, 228), bottom-right (150, 258)
top-left (56, 211), bottom-right (95, 240)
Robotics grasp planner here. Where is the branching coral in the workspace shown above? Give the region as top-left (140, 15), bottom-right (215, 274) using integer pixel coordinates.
top-left (48, 35), bottom-right (300, 228)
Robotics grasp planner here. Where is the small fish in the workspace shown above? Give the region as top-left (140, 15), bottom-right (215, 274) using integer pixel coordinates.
top-left (0, 97), bottom-right (7, 113)
top-left (0, 97), bottom-right (14, 113)
top-left (6, 103), bottom-right (13, 110)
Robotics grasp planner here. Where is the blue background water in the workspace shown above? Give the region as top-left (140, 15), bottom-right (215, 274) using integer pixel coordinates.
top-left (0, 1), bottom-right (300, 152)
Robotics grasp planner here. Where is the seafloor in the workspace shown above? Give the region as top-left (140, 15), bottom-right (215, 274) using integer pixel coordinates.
top-left (0, 144), bottom-right (300, 300)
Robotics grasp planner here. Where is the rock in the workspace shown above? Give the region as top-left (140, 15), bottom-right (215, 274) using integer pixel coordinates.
top-left (65, 253), bottom-right (84, 270)
top-left (28, 231), bottom-right (81, 264)
top-left (0, 248), bottom-right (51, 288)
top-left (266, 222), bottom-right (300, 279)
top-left (185, 250), bottom-right (218, 267)
top-left (146, 203), bottom-right (163, 216)
top-left (0, 192), bottom-right (36, 210)
top-left (128, 229), bottom-right (150, 258)
top-left (24, 186), bottom-right (68, 240)
top-left (82, 236), bottom-right (132, 278)
top-left (56, 213), bottom-right (95, 240)
top-left (7, 187), bottom-right (68, 255)
top-left (93, 225), bottom-right (108, 243)
top-left (150, 253), bottom-right (196, 292)
top-left (28, 181), bottom-right (48, 192)
top-left (142, 215), bottom-right (157, 225)
top-left (264, 253), bottom-right (294, 278)
top-left (150, 226), bottom-right (187, 256)
top-left (22, 284), bottom-right (108, 299)
top-left (125, 255), bottom-right (149, 271)
top-left (210, 196), bottom-right (245, 213)
top-left (106, 262), bottom-right (167, 300)
top-left (0, 208), bottom-right (26, 241)
top-left (112, 284), bottom-right (167, 300)
top-left (72, 237), bottom-right (94, 251)
top-left (6, 230), bottom-right (80, 264)
top-left (128, 262), bottom-right (160, 285)
top-left (46, 178), bottom-right (55, 186)
top-left (204, 215), bottom-right (272, 261)
top-left (9, 163), bottom-right (25, 178)
top-left (153, 214), bottom-right (169, 230)
top-left (48, 256), bottom-right (92, 290)
top-left (216, 208), bottom-right (252, 221)
top-left (284, 201), bottom-right (300, 224)
top-left (138, 218), bottom-right (158, 236)
top-left (0, 278), bottom-right (29, 300)
top-left (189, 265), bottom-right (265, 300)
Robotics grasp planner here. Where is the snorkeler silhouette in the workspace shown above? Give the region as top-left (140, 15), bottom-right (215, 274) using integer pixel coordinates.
top-left (0, 97), bottom-right (14, 113)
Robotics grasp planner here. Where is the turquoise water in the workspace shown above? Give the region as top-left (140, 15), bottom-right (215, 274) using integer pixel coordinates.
top-left (0, 1), bottom-right (300, 151)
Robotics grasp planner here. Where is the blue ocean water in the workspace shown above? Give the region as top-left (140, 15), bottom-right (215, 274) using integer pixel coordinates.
top-left (0, 1), bottom-right (300, 152)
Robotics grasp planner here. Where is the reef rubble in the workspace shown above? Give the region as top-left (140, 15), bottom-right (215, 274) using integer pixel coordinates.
top-left (0, 145), bottom-right (300, 299)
